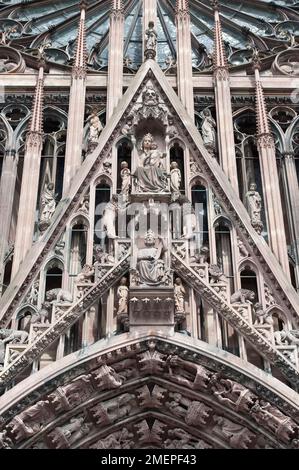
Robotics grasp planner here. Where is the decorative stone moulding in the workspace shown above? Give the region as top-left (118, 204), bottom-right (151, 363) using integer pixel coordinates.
top-left (0, 46), bottom-right (25, 74)
top-left (273, 49), bottom-right (299, 76)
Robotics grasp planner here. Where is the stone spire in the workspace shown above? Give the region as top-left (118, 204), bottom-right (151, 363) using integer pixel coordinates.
top-left (252, 51), bottom-right (290, 276)
top-left (107, 0), bottom-right (125, 118)
top-left (212, 0), bottom-right (228, 78)
top-left (175, 0), bottom-right (194, 117)
top-left (63, 0), bottom-right (88, 193)
top-left (72, 0), bottom-right (87, 79)
top-left (12, 63), bottom-right (45, 277)
top-left (253, 52), bottom-right (272, 140)
top-left (211, 0), bottom-right (238, 191)
top-left (28, 65), bottom-right (44, 138)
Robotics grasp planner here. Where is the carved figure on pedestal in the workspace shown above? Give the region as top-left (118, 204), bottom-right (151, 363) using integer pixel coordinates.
top-left (120, 162), bottom-right (131, 203)
top-left (39, 183), bottom-right (57, 229)
top-left (34, 302), bottom-right (51, 325)
top-left (145, 22), bottom-right (157, 59)
top-left (102, 195), bottom-right (119, 239)
top-left (200, 108), bottom-right (217, 154)
top-left (136, 231), bottom-right (168, 287)
top-left (134, 134), bottom-right (168, 193)
top-left (88, 112), bottom-right (103, 145)
top-left (274, 329), bottom-right (299, 346)
top-left (46, 289), bottom-right (73, 305)
top-left (170, 162), bottom-right (181, 202)
top-left (231, 289), bottom-right (255, 305)
top-left (246, 183), bottom-right (263, 234)
top-left (166, 356), bottom-right (213, 390)
top-left (213, 416), bottom-right (256, 449)
top-left (181, 198), bottom-right (196, 240)
top-left (254, 303), bottom-right (274, 326)
top-left (211, 378), bottom-right (257, 412)
top-left (166, 116), bottom-right (178, 139)
top-left (0, 329), bottom-right (29, 346)
top-left (209, 265), bottom-right (225, 284)
top-left (76, 265), bottom-right (95, 284)
top-left (117, 277), bottom-right (129, 315)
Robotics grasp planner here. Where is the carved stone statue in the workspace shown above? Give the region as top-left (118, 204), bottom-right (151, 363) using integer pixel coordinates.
top-left (117, 277), bottom-right (129, 315)
top-left (166, 116), bottom-right (178, 139)
top-left (274, 329), bottom-right (299, 346)
top-left (250, 400), bottom-right (297, 443)
top-left (76, 265), bottom-right (95, 284)
top-left (27, 281), bottom-right (39, 306)
top-left (0, 329), bottom-right (29, 345)
top-left (182, 199), bottom-right (197, 240)
top-left (134, 134), bottom-right (168, 193)
top-left (39, 183), bottom-right (57, 228)
top-left (46, 289), bottom-right (73, 304)
top-left (49, 417), bottom-right (91, 449)
top-left (246, 183), bottom-right (263, 234)
top-left (213, 416), bottom-right (256, 449)
top-left (145, 21), bottom-right (157, 59)
top-left (211, 378), bottom-right (257, 412)
top-left (254, 303), bottom-right (274, 326)
top-left (174, 278), bottom-right (186, 314)
top-left (136, 230), bottom-right (168, 287)
top-left (209, 265), bottom-right (225, 284)
top-left (120, 162), bottom-right (131, 203)
top-left (102, 195), bottom-right (119, 239)
top-left (166, 356), bottom-right (213, 390)
top-left (34, 302), bottom-right (51, 325)
top-left (88, 112), bottom-right (103, 144)
top-left (200, 108), bottom-right (217, 153)
top-left (8, 401), bottom-right (53, 443)
top-left (170, 162), bottom-right (181, 202)
top-left (231, 289), bottom-right (255, 305)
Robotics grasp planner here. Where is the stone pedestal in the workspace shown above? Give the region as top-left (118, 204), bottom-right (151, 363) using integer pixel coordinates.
top-left (129, 288), bottom-right (175, 334)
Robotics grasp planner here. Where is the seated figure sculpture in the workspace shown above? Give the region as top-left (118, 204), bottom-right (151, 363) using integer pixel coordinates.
top-left (134, 134), bottom-right (168, 193)
top-left (136, 230), bottom-right (168, 287)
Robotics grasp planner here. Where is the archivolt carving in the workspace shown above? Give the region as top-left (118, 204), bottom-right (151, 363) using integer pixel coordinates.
top-left (0, 339), bottom-right (298, 449)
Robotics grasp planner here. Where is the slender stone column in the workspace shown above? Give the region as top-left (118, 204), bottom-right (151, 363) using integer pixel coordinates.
top-left (0, 149), bottom-right (18, 275)
top-left (253, 57), bottom-right (290, 277)
top-left (175, 0), bottom-right (194, 118)
top-left (212, 1), bottom-right (238, 192)
top-left (63, 1), bottom-right (87, 194)
top-left (282, 152), bottom-right (299, 280)
top-left (107, 1), bottom-right (125, 119)
top-left (12, 65), bottom-right (45, 278)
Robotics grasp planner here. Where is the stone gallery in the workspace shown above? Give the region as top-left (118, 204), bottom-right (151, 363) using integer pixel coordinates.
top-left (0, 0), bottom-right (298, 450)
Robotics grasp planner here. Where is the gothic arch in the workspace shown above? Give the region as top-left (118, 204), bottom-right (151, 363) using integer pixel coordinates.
top-left (0, 335), bottom-right (298, 450)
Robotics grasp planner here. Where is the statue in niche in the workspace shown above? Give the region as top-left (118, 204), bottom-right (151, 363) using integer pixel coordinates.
top-left (117, 277), bottom-right (129, 315)
top-left (88, 112), bottom-right (103, 144)
top-left (120, 162), bottom-right (131, 203)
top-left (181, 197), bottom-right (197, 240)
top-left (145, 22), bottom-right (157, 51)
top-left (200, 108), bottom-right (217, 153)
top-left (39, 183), bottom-right (57, 227)
top-left (170, 162), bottom-right (182, 202)
top-left (174, 278), bottom-right (186, 314)
top-left (136, 230), bottom-right (168, 287)
top-left (133, 134), bottom-right (168, 193)
top-left (102, 195), bottom-right (119, 240)
top-left (245, 183), bottom-right (263, 234)
top-left (166, 116), bottom-right (178, 139)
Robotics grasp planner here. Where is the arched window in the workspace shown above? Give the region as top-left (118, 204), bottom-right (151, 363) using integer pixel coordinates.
top-left (45, 266), bottom-right (63, 294)
top-left (69, 223), bottom-right (88, 284)
top-left (191, 184), bottom-right (209, 250)
top-left (94, 183), bottom-right (111, 245)
top-left (215, 218), bottom-right (234, 291)
top-left (240, 267), bottom-right (259, 302)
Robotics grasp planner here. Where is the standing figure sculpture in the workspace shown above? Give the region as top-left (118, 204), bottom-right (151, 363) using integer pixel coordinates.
top-left (134, 134), bottom-right (168, 193)
top-left (136, 230), bottom-right (168, 287)
top-left (145, 22), bottom-right (157, 59)
top-left (117, 277), bottom-right (129, 315)
top-left (88, 112), bottom-right (103, 144)
top-left (174, 278), bottom-right (186, 314)
top-left (120, 162), bottom-right (131, 203)
top-left (245, 183), bottom-right (263, 234)
top-left (39, 183), bottom-right (57, 229)
top-left (200, 108), bottom-right (217, 154)
top-left (102, 195), bottom-right (119, 240)
top-left (170, 162), bottom-right (182, 202)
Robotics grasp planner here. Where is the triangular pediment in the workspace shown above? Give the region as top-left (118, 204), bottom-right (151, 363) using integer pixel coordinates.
top-left (1, 59), bottom-right (299, 390)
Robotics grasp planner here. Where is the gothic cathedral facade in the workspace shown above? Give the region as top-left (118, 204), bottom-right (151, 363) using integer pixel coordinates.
top-left (0, 0), bottom-right (299, 450)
